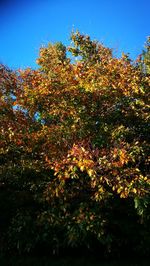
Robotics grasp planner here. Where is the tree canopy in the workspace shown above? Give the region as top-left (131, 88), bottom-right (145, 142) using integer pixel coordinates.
top-left (0, 32), bottom-right (150, 257)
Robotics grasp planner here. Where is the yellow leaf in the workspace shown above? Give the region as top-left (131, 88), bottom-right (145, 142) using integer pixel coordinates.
top-left (117, 187), bottom-right (123, 194)
top-left (132, 188), bottom-right (137, 194)
top-left (87, 169), bottom-right (94, 177)
top-left (80, 165), bottom-right (85, 172)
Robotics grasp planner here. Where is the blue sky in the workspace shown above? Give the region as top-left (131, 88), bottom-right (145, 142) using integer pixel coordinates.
top-left (0, 0), bottom-right (150, 69)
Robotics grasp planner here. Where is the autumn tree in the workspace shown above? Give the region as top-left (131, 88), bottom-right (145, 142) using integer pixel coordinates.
top-left (0, 32), bottom-right (150, 257)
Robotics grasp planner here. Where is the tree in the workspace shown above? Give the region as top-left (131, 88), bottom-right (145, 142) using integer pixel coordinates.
top-left (0, 32), bottom-right (150, 257)
top-left (138, 36), bottom-right (150, 74)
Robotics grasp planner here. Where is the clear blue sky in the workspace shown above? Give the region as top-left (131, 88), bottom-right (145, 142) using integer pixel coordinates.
top-left (0, 0), bottom-right (149, 69)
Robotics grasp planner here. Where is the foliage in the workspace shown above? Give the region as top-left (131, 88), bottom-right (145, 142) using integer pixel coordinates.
top-left (0, 256), bottom-right (150, 266)
top-left (137, 36), bottom-right (150, 74)
top-left (0, 32), bottom-right (150, 257)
